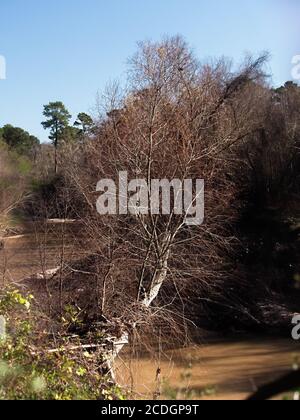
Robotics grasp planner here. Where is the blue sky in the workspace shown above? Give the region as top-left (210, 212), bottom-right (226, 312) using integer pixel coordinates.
top-left (0, 0), bottom-right (299, 142)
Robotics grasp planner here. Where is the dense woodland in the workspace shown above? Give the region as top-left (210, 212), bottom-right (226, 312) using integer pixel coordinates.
top-left (0, 37), bottom-right (299, 399)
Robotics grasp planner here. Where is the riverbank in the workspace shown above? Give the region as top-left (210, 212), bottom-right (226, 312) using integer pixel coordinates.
top-left (1, 222), bottom-right (299, 400)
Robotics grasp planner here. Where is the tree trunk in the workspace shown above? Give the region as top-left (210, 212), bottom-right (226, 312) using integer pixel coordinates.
top-left (107, 239), bottom-right (171, 380)
top-left (142, 249), bottom-right (170, 308)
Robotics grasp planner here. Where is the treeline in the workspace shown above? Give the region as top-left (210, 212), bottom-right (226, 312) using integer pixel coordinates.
top-left (22, 37), bottom-right (299, 343)
top-left (41, 102), bottom-right (95, 173)
top-left (0, 125), bottom-right (39, 232)
top-left (0, 106), bottom-right (95, 161)
top-left (0, 104), bottom-right (95, 223)
top-left (0, 125), bottom-right (39, 157)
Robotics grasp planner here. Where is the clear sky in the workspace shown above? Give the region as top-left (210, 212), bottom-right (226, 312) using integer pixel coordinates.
top-left (0, 0), bottom-right (299, 142)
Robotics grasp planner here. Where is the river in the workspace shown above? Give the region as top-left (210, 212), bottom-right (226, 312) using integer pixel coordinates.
top-left (116, 338), bottom-right (299, 400)
top-left (1, 222), bottom-right (299, 400)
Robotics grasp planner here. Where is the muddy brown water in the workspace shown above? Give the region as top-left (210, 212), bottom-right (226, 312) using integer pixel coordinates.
top-left (0, 222), bottom-right (88, 282)
top-left (116, 339), bottom-right (299, 400)
top-left (1, 223), bottom-right (299, 400)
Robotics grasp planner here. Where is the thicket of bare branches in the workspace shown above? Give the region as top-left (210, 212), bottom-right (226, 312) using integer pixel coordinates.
top-left (236, 81), bottom-right (300, 209)
top-left (50, 37), bottom-right (271, 353)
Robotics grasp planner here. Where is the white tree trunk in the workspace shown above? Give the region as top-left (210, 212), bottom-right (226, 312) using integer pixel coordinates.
top-left (109, 238), bottom-right (171, 378)
top-left (142, 250), bottom-right (170, 308)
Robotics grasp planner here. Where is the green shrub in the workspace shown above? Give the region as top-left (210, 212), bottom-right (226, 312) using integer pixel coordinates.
top-left (0, 288), bottom-right (125, 400)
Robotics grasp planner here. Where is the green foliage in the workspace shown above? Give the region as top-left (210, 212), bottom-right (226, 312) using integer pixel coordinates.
top-left (74, 113), bottom-right (93, 129)
top-left (42, 102), bottom-right (72, 147)
top-left (0, 124), bottom-right (39, 157)
top-left (0, 141), bottom-right (34, 226)
top-left (0, 289), bottom-right (33, 313)
top-left (74, 113), bottom-right (94, 139)
top-left (16, 156), bottom-right (32, 175)
top-left (42, 104), bottom-right (94, 146)
top-left (0, 288), bottom-right (125, 400)
top-left (0, 139), bottom-right (33, 175)
top-left (61, 125), bottom-right (81, 144)
top-left (41, 107), bottom-right (94, 147)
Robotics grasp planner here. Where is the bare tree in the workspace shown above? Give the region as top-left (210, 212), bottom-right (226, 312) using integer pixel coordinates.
top-left (62, 36), bottom-right (268, 369)
top-left (236, 81), bottom-right (300, 208)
